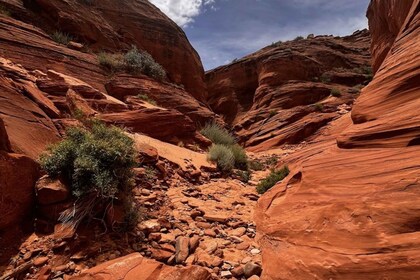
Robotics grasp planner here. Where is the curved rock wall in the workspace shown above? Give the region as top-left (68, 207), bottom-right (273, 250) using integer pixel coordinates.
top-left (206, 31), bottom-right (371, 151)
top-left (255, 1), bottom-right (420, 279)
top-left (1, 0), bottom-right (206, 101)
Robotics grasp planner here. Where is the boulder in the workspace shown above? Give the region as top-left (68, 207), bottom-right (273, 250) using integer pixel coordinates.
top-left (243, 262), bottom-right (262, 278)
top-left (70, 253), bottom-right (211, 280)
top-left (35, 175), bottom-right (70, 205)
top-left (0, 151), bottom-right (39, 229)
top-left (175, 236), bottom-right (190, 264)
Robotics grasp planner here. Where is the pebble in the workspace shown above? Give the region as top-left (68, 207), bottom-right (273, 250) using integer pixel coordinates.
top-left (250, 248), bottom-right (261, 255)
top-left (220, 270), bottom-right (232, 278)
top-left (33, 257), bottom-right (49, 267)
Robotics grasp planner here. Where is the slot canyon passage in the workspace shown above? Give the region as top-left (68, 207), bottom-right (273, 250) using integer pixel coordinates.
top-left (0, 0), bottom-right (419, 279)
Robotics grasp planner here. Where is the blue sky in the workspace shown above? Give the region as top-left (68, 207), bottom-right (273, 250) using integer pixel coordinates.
top-left (149, 0), bottom-right (370, 70)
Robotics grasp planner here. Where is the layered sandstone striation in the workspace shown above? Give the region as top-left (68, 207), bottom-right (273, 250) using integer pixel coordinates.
top-left (0, 0), bottom-right (217, 240)
top-left (0, 0), bottom-right (206, 100)
top-left (206, 30), bottom-right (372, 152)
top-left (255, 1), bottom-right (420, 279)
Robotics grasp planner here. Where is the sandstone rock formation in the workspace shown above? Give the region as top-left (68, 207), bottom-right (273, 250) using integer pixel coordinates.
top-left (255, 1), bottom-right (420, 279)
top-left (206, 30), bottom-right (371, 152)
top-left (70, 253), bottom-right (211, 280)
top-left (0, 0), bottom-right (206, 101)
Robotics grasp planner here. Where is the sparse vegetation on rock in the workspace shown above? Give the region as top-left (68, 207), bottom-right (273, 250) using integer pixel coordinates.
top-left (201, 122), bottom-right (236, 146)
top-left (331, 88), bottom-right (342, 97)
top-left (51, 31), bottom-right (72, 45)
top-left (202, 122), bottom-right (248, 172)
top-left (0, 4), bottom-right (10, 16)
top-left (39, 121), bottom-right (137, 229)
top-left (98, 46), bottom-right (166, 80)
top-left (314, 103), bottom-right (324, 112)
top-left (256, 166), bottom-right (290, 194)
top-left (208, 144), bottom-right (235, 172)
top-left (137, 93), bottom-right (157, 105)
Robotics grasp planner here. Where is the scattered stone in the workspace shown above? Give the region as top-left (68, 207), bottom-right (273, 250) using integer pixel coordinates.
top-left (211, 257), bottom-right (224, 268)
top-left (33, 257), bottom-right (49, 267)
top-left (175, 236), bottom-right (190, 264)
top-left (205, 241), bottom-right (218, 254)
top-left (230, 227), bottom-right (247, 237)
top-left (250, 248), bottom-right (261, 255)
top-left (222, 263), bottom-right (232, 270)
top-left (220, 270), bottom-right (232, 278)
top-left (241, 257), bottom-right (252, 264)
top-left (137, 219), bottom-right (161, 234)
top-left (204, 229), bottom-right (217, 237)
top-left (231, 266), bottom-right (244, 277)
top-left (244, 262), bottom-right (262, 278)
top-left (203, 213), bottom-right (229, 223)
top-left (148, 233), bottom-right (162, 242)
top-left (196, 222), bottom-right (212, 229)
top-left (236, 242), bottom-right (250, 250)
top-left (214, 249), bottom-right (224, 258)
top-left (141, 188), bottom-right (151, 196)
top-left (189, 235), bottom-right (200, 253)
top-left (149, 248), bottom-right (172, 262)
top-left (68, 41), bottom-right (84, 51)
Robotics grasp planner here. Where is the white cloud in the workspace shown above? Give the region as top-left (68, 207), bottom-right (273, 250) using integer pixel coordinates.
top-left (149, 0), bottom-right (215, 27)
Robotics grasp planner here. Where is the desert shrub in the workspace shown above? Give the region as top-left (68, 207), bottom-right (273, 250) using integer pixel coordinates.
top-left (201, 122), bottom-right (235, 146)
top-left (230, 144), bottom-right (248, 170)
top-left (270, 41), bottom-right (282, 47)
top-left (320, 73), bottom-right (331, 83)
top-left (39, 122), bottom-right (137, 230)
top-left (97, 46), bottom-right (166, 80)
top-left (51, 31), bottom-right (72, 45)
top-left (349, 84), bottom-right (364, 94)
top-left (330, 88), bottom-right (341, 97)
top-left (294, 36), bottom-right (304, 41)
top-left (269, 110), bottom-right (277, 117)
top-left (237, 170), bottom-right (251, 183)
top-left (98, 52), bottom-right (124, 72)
top-left (0, 5), bottom-right (10, 16)
top-left (256, 166), bottom-right (290, 194)
top-left (265, 155), bottom-right (278, 166)
top-left (208, 144), bottom-right (235, 172)
top-left (40, 122), bottom-right (136, 199)
top-left (124, 47), bottom-right (166, 80)
top-left (249, 160), bottom-right (264, 171)
top-left (136, 94), bottom-right (157, 105)
top-left (144, 166), bottom-right (157, 181)
top-left (314, 103), bottom-right (324, 112)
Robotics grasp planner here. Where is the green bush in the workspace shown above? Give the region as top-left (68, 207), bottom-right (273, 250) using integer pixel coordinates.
top-left (98, 52), bottom-right (124, 72)
top-left (256, 166), bottom-right (290, 194)
top-left (330, 88), bottom-right (341, 97)
top-left (314, 103), bottom-right (324, 112)
top-left (294, 36), bottom-right (304, 41)
top-left (208, 144), bottom-right (235, 172)
top-left (320, 73), bottom-right (331, 83)
top-left (230, 144), bottom-right (248, 170)
top-left (0, 5), bottom-right (11, 16)
top-left (237, 170), bottom-right (251, 183)
top-left (40, 122), bottom-right (136, 198)
top-left (249, 160), bottom-right (264, 171)
top-left (136, 94), bottom-right (157, 105)
top-left (51, 31), bottom-right (72, 45)
top-left (97, 46), bottom-right (166, 80)
top-left (201, 122), bottom-right (235, 146)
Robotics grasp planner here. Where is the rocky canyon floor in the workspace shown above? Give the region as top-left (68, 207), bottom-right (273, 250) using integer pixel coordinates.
top-left (1, 137), bottom-right (301, 279)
